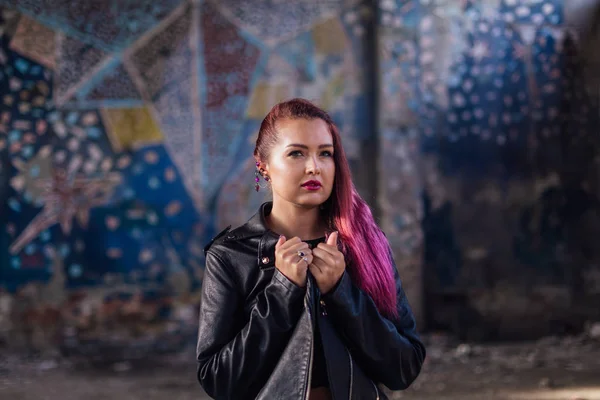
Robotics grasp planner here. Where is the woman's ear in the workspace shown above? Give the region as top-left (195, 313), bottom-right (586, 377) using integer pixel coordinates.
top-left (262, 165), bottom-right (270, 181)
top-left (255, 160), bottom-right (270, 181)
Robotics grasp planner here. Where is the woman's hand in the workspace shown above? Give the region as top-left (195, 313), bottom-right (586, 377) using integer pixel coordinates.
top-left (275, 236), bottom-right (312, 287)
top-left (309, 231), bottom-right (346, 294)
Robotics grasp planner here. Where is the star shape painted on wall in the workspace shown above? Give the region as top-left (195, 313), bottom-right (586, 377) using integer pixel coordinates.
top-left (9, 168), bottom-right (122, 255)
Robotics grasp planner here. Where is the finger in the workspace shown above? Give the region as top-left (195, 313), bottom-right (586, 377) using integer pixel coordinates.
top-left (294, 259), bottom-right (309, 271)
top-left (284, 244), bottom-right (311, 265)
top-left (315, 242), bottom-right (338, 257)
top-left (308, 263), bottom-right (323, 275)
top-left (288, 241), bottom-right (310, 250)
top-left (285, 242), bottom-right (310, 257)
top-left (275, 235), bottom-right (286, 250)
top-left (310, 257), bottom-right (327, 272)
top-left (306, 253), bottom-right (315, 265)
top-left (277, 237), bottom-right (301, 257)
top-left (294, 253), bottom-right (312, 269)
top-left (301, 253), bottom-right (313, 265)
top-left (279, 236), bottom-right (302, 250)
top-left (326, 231), bottom-right (338, 247)
top-left (312, 247), bottom-right (336, 266)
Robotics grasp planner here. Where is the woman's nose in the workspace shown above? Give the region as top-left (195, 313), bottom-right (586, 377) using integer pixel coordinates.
top-left (306, 156), bottom-right (321, 174)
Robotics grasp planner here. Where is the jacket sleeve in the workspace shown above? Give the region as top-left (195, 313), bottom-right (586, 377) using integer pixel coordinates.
top-left (196, 250), bottom-right (305, 399)
top-left (321, 249), bottom-right (426, 390)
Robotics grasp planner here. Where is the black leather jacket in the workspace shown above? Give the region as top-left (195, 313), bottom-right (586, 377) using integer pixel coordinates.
top-left (197, 203), bottom-right (425, 399)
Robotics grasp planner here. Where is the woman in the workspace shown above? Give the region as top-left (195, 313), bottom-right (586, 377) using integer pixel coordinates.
top-left (197, 98), bottom-right (425, 400)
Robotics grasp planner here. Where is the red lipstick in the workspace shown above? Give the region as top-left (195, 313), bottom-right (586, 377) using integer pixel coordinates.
top-left (301, 180), bottom-right (322, 190)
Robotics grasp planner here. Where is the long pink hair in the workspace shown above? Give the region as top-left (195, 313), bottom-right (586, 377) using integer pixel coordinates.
top-left (254, 98), bottom-right (397, 318)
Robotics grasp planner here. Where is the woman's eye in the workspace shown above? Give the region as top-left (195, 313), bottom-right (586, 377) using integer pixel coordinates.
top-left (321, 151), bottom-right (333, 157)
top-left (288, 150), bottom-right (303, 157)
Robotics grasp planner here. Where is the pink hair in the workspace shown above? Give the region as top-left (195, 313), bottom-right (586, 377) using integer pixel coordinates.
top-left (254, 98), bottom-right (397, 318)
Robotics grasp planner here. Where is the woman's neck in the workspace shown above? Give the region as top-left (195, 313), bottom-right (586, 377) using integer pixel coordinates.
top-left (266, 201), bottom-right (326, 240)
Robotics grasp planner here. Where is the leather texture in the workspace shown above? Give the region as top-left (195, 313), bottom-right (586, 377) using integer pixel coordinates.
top-left (196, 202), bottom-right (426, 400)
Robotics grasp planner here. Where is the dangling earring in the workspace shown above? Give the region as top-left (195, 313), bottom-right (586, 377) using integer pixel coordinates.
top-left (255, 163), bottom-right (261, 192)
top-left (254, 162), bottom-right (270, 191)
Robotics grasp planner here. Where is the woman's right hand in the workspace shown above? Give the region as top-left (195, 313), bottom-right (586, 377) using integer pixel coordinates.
top-left (274, 236), bottom-right (312, 287)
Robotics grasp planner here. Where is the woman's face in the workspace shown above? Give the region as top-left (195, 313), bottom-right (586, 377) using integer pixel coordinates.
top-left (262, 118), bottom-right (335, 209)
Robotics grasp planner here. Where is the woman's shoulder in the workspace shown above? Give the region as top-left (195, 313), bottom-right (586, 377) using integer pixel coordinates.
top-left (203, 219), bottom-right (261, 258)
top-left (203, 221), bottom-right (266, 289)
top-left (203, 225), bottom-right (233, 256)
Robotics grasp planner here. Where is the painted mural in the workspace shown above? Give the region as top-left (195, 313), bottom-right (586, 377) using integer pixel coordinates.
top-left (1, 0), bottom-right (599, 354)
top-left (379, 0), bottom-right (600, 339)
top-left (0, 1), bottom-right (374, 355)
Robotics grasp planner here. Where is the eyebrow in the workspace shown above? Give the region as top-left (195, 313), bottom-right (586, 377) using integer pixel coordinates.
top-left (285, 144), bottom-right (334, 149)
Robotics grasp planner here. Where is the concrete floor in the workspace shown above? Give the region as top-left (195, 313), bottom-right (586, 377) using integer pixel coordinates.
top-left (1, 334), bottom-right (599, 400)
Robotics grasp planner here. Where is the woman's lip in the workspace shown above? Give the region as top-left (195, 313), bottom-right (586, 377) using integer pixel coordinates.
top-left (301, 181), bottom-right (321, 187)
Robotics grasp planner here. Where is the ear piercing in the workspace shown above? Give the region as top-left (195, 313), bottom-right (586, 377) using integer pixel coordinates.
top-left (255, 162), bottom-right (269, 191)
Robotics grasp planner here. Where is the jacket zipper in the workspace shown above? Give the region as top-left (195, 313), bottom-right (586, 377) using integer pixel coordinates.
top-left (345, 347), bottom-right (353, 400)
top-left (371, 380), bottom-right (380, 400)
top-left (304, 337), bottom-right (314, 400)
top-left (304, 297), bottom-right (314, 400)
top-left (323, 298), bottom-right (354, 400)
top-left (320, 299), bottom-right (378, 400)
top-left (320, 299), bottom-right (327, 316)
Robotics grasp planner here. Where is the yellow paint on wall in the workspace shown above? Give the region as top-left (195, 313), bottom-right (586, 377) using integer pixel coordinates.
top-left (320, 72), bottom-right (345, 110)
top-left (101, 107), bottom-right (164, 152)
top-left (312, 18), bottom-right (347, 56)
top-left (246, 81), bottom-right (291, 119)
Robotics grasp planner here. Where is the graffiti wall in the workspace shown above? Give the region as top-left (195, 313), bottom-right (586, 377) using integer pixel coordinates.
top-left (379, 0), bottom-right (600, 339)
top-left (0, 0), bottom-right (374, 355)
top-left (2, 0), bottom-right (600, 353)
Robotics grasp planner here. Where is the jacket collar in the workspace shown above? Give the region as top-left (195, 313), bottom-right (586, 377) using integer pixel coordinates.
top-left (231, 202), bottom-right (279, 268)
top-left (239, 202), bottom-right (276, 237)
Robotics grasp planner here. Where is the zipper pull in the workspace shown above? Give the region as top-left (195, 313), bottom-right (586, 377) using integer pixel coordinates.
top-left (320, 299), bottom-right (327, 316)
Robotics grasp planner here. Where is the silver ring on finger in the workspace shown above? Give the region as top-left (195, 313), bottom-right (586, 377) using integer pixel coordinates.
top-left (302, 256), bottom-right (309, 265)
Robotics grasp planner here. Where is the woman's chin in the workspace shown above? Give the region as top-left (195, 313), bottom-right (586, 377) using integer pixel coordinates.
top-left (295, 193), bottom-right (329, 207)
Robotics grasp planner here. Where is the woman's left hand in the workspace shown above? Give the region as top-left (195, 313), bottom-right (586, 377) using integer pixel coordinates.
top-left (309, 231), bottom-right (346, 295)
